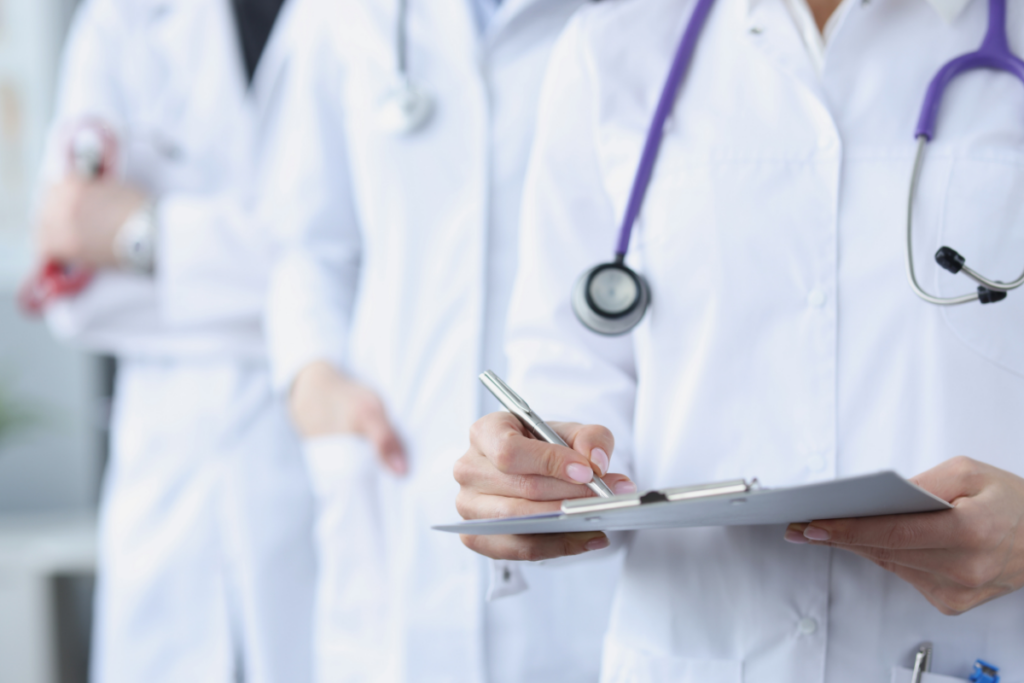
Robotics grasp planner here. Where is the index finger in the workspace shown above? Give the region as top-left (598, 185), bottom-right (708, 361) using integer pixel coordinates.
top-left (795, 507), bottom-right (963, 549)
top-left (470, 412), bottom-right (602, 487)
top-left (549, 421), bottom-right (616, 476)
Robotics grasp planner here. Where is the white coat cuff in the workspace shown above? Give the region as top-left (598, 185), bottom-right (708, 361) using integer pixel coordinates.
top-left (266, 256), bottom-right (352, 394)
top-left (486, 560), bottom-right (529, 601)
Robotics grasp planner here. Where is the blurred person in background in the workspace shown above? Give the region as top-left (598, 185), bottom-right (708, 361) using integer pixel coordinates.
top-left (260, 0), bottom-right (625, 681)
top-left (29, 0), bottom-right (314, 681)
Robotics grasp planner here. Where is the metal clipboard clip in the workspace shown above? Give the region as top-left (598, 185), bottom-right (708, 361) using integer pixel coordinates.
top-left (561, 478), bottom-right (760, 515)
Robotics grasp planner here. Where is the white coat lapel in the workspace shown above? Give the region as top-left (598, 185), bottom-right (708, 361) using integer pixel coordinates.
top-left (741, 0), bottom-right (838, 139)
top-left (489, 0), bottom-right (580, 38)
top-left (146, 0), bottom-right (248, 171)
top-left (433, 0), bottom-right (482, 60)
top-left (744, 0), bottom-right (824, 91)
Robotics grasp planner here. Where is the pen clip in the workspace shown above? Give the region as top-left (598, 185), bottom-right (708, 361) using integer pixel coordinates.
top-left (910, 642), bottom-right (932, 683)
top-left (480, 370), bottom-right (531, 415)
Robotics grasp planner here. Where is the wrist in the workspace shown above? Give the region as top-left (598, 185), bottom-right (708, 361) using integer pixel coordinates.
top-left (290, 361), bottom-right (348, 437)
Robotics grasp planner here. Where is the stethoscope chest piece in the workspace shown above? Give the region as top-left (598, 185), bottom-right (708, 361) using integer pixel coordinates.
top-left (378, 79), bottom-right (434, 135)
top-left (572, 261), bottom-right (651, 335)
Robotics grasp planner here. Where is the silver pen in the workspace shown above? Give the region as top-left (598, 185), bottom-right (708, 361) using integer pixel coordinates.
top-left (479, 370), bottom-right (614, 499)
top-left (910, 642), bottom-right (932, 683)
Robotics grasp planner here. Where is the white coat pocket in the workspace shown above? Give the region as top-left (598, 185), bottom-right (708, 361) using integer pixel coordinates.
top-left (937, 155), bottom-right (1024, 377)
top-left (601, 640), bottom-right (741, 683)
top-left (301, 436), bottom-right (386, 565)
top-left (890, 666), bottom-right (968, 683)
top-left (301, 435), bottom-right (395, 682)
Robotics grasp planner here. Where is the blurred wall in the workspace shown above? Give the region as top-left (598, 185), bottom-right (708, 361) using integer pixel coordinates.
top-left (0, 0), bottom-right (103, 514)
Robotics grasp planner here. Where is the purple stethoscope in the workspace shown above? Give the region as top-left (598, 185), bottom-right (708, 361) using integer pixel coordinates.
top-left (573, 0), bottom-right (1024, 336)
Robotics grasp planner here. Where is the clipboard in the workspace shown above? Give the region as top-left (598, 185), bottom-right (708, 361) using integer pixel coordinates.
top-left (433, 471), bottom-right (952, 536)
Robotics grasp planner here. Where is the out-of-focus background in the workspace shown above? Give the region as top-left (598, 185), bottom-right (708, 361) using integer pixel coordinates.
top-left (1, 1), bottom-right (108, 681)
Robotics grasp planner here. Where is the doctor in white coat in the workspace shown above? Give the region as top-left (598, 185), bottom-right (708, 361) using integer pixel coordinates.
top-left (262, 0), bottom-right (623, 681)
top-left (455, 0), bottom-right (1024, 681)
top-left (33, 1), bottom-right (314, 681)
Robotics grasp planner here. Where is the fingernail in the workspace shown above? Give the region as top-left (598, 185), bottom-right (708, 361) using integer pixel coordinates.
top-left (590, 448), bottom-right (609, 476)
top-left (567, 463), bottom-right (594, 484)
top-left (584, 536), bottom-right (610, 551)
top-left (613, 480), bottom-right (637, 495)
top-left (803, 526), bottom-right (830, 541)
top-left (784, 530), bottom-right (809, 544)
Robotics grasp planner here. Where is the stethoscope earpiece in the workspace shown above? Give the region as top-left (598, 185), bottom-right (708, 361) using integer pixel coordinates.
top-left (572, 262), bottom-right (650, 335)
top-left (378, 79), bottom-right (434, 135)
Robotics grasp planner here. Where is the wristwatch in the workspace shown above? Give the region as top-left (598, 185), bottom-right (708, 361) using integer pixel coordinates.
top-left (114, 202), bottom-right (158, 274)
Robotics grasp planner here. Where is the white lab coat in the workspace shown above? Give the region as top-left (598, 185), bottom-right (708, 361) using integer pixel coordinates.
top-left (507, 0), bottom-right (1024, 681)
top-left (263, 0), bottom-right (621, 681)
top-left (41, 1), bottom-right (314, 681)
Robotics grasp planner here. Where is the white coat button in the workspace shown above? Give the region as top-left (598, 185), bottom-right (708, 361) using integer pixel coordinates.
top-left (798, 617), bottom-right (818, 635)
top-left (808, 453), bottom-right (826, 472)
top-left (807, 289), bottom-right (826, 308)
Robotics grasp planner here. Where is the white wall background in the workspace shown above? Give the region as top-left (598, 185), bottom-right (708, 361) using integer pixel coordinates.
top-left (0, 0), bottom-right (103, 514)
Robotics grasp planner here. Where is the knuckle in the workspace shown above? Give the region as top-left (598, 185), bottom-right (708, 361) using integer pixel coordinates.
top-left (881, 523), bottom-right (916, 549)
top-left (590, 424), bottom-right (615, 451)
top-left (959, 511), bottom-right (1003, 552)
top-left (944, 594), bottom-right (976, 615)
top-left (868, 554), bottom-right (898, 574)
top-left (452, 456), bottom-right (473, 487)
top-left (517, 544), bottom-right (546, 562)
top-left (454, 491), bottom-right (472, 520)
top-left (975, 518), bottom-right (1006, 551)
top-left (460, 534), bottom-right (483, 554)
top-left (932, 585), bottom-right (975, 615)
top-left (511, 474), bottom-right (544, 501)
top-left (541, 448), bottom-right (565, 480)
top-left (558, 535), bottom-right (584, 558)
top-left (491, 431), bottom-right (519, 473)
top-left (872, 548), bottom-right (897, 567)
top-left (952, 556), bottom-right (999, 589)
top-left (493, 497), bottom-right (523, 520)
top-left (468, 419), bottom-right (486, 446)
top-left (517, 537), bottom-right (574, 563)
top-left (949, 455), bottom-right (979, 481)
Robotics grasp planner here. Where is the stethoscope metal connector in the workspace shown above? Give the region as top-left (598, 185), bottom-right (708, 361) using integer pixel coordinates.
top-left (377, 0), bottom-right (434, 135)
top-left (572, 259), bottom-right (651, 336)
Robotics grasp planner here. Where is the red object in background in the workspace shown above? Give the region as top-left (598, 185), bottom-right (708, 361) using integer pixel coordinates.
top-left (18, 119), bottom-right (118, 316)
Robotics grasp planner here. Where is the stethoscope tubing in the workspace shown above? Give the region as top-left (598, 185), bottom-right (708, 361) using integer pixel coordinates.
top-left (905, 0), bottom-right (1024, 305)
top-left (905, 138), bottom-right (981, 306)
top-left (396, 0), bottom-right (409, 77)
top-left (613, 0), bottom-right (717, 257)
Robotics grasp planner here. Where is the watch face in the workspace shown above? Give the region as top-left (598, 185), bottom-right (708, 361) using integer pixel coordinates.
top-left (588, 266), bottom-right (639, 315)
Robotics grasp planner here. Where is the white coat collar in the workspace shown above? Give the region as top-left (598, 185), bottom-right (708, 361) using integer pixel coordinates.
top-left (746, 0), bottom-right (973, 24)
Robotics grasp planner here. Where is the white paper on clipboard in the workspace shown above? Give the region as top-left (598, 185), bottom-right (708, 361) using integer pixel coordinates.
top-left (433, 471), bottom-right (952, 536)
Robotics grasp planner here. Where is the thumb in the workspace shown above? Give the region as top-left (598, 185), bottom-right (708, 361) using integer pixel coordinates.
top-left (362, 405), bottom-right (407, 476)
top-left (909, 455), bottom-right (986, 503)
